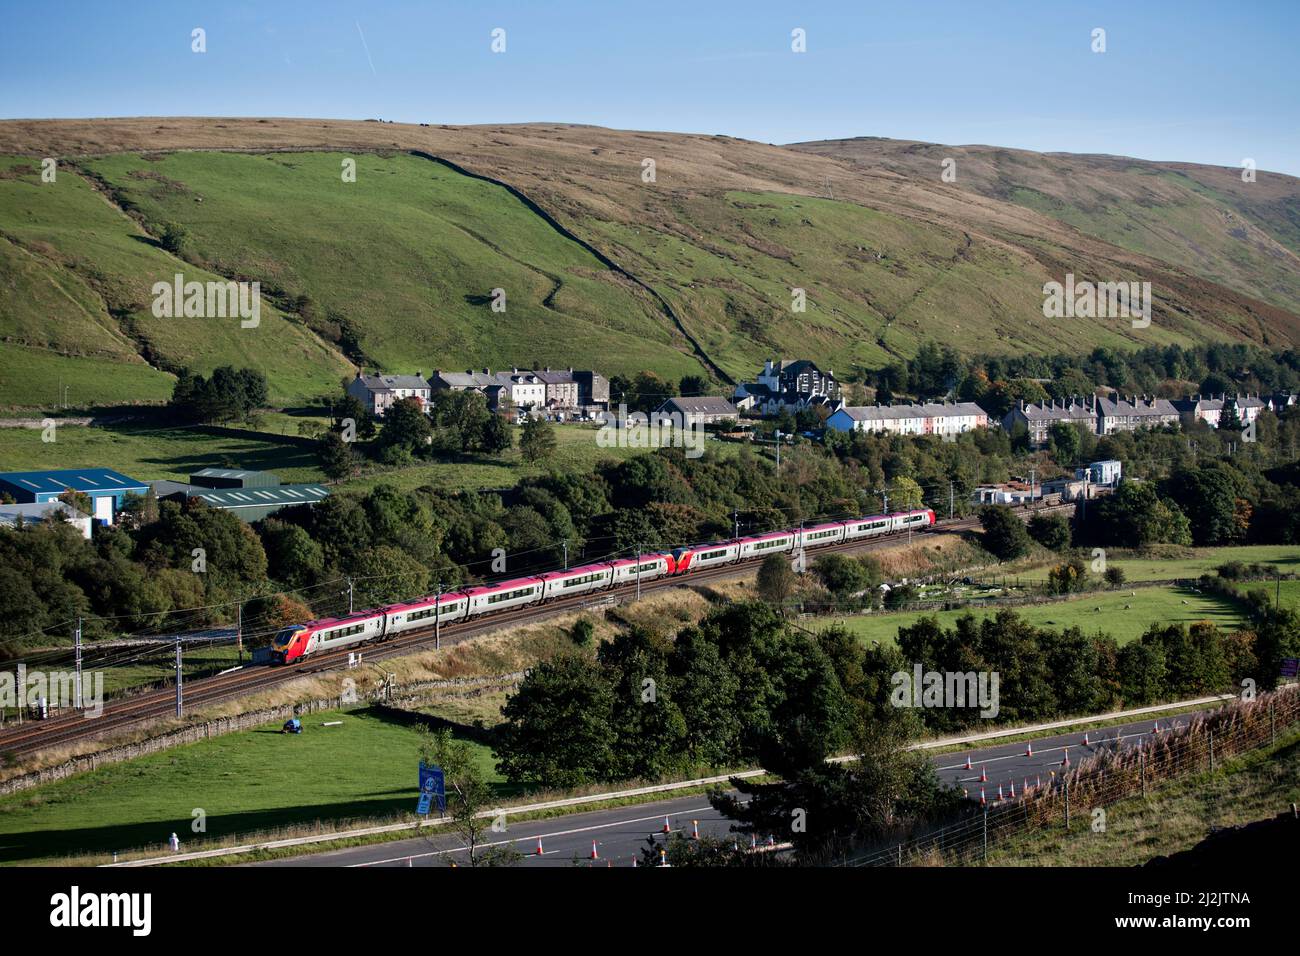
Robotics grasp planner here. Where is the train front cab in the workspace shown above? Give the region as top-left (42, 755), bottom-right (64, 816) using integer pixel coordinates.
top-left (271, 625), bottom-right (310, 665)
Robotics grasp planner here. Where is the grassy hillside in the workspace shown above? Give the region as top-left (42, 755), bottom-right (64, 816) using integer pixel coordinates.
top-left (0, 155), bottom-right (353, 408)
top-left (2, 119), bottom-right (1298, 409)
top-left (81, 151), bottom-right (704, 382)
top-left (790, 137), bottom-right (1300, 320)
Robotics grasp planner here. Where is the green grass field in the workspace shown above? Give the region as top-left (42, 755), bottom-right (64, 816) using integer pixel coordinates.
top-left (817, 583), bottom-right (1246, 648)
top-left (0, 420), bottom-right (713, 496)
top-left (0, 706), bottom-right (515, 864)
top-left (1085, 546), bottom-right (1300, 583)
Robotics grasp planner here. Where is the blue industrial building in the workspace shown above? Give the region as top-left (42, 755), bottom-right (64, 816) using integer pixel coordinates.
top-left (0, 468), bottom-right (149, 525)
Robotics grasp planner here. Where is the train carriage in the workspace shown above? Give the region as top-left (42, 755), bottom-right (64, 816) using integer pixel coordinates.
top-left (382, 591), bottom-right (469, 637)
top-left (671, 541), bottom-right (740, 574)
top-left (796, 521), bottom-right (848, 550)
top-left (539, 563), bottom-right (615, 601)
top-left (462, 577), bottom-right (546, 616)
top-left (737, 530), bottom-right (797, 561)
top-left (844, 514), bottom-right (892, 540)
top-left (609, 553), bottom-right (672, 587)
top-left (890, 509), bottom-right (936, 532)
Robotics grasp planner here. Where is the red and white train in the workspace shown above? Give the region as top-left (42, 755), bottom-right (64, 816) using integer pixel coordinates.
top-left (270, 508), bottom-right (936, 663)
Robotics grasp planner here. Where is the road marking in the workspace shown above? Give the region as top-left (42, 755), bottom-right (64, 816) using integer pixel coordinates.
top-left (349, 806), bottom-right (716, 867)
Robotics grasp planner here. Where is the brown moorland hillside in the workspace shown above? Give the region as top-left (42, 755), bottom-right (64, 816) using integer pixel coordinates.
top-left (2, 117), bottom-right (1298, 401)
top-left (790, 136), bottom-right (1300, 319)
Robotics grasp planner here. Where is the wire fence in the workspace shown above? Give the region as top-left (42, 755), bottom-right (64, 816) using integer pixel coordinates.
top-left (838, 688), bottom-right (1300, 866)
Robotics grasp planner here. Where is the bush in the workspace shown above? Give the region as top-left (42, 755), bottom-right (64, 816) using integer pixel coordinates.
top-left (1104, 566), bottom-right (1126, 588)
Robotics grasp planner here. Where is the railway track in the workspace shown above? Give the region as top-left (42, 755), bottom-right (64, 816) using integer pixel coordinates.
top-left (0, 504), bottom-right (1072, 759)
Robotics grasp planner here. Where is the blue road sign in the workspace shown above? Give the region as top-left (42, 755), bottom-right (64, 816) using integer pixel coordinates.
top-left (419, 762), bottom-right (446, 813)
top-left (1281, 658), bottom-right (1299, 678)
top-left (416, 791), bottom-right (434, 816)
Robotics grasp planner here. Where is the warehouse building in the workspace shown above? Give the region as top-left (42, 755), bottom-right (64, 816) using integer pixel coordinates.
top-left (149, 468), bottom-right (328, 522)
top-left (0, 467), bottom-right (148, 526)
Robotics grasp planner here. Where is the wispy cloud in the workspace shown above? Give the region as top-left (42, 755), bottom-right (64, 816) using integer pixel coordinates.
top-left (355, 20), bottom-right (377, 75)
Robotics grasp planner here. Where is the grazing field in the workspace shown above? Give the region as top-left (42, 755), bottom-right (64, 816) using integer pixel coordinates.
top-left (817, 584), bottom-right (1246, 648)
top-left (0, 706), bottom-right (514, 864)
top-left (1083, 546), bottom-right (1300, 583)
top-left (0, 420), bottom-right (713, 495)
top-left (0, 421), bottom-right (324, 484)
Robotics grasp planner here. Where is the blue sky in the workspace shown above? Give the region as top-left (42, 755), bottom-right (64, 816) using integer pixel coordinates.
top-left (2, 0), bottom-right (1297, 174)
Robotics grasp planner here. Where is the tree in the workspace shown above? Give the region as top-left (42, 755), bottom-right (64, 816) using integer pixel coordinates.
top-left (481, 413), bottom-right (512, 455)
top-left (813, 553), bottom-right (879, 602)
top-left (258, 519), bottom-right (324, 589)
top-left (496, 655), bottom-right (618, 787)
top-left (889, 476), bottom-right (924, 510)
top-left (756, 553), bottom-right (797, 610)
top-left (1027, 512), bottom-right (1071, 551)
top-left (679, 374), bottom-right (709, 398)
top-left (317, 431), bottom-right (357, 481)
top-left (376, 397), bottom-right (434, 462)
top-left (418, 726), bottom-right (521, 866)
top-left (1048, 421), bottom-right (1083, 464)
top-left (519, 415), bottom-right (557, 464)
top-left (978, 505), bottom-right (1031, 560)
top-left (158, 221), bottom-right (187, 254)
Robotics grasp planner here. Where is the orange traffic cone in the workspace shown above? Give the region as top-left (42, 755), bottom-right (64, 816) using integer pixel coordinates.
top-left (659, 849), bottom-right (668, 867)
top-left (1025, 741), bottom-right (1033, 757)
top-left (1009, 780), bottom-right (1016, 798)
top-left (632, 856), bottom-right (638, 868)
top-left (535, 837), bottom-right (544, 856)
top-left (590, 840), bottom-right (599, 860)
top-left (1061, 747), bottom-right (1070, 767)
top-left (691, 820), bottom-right (700, 840)
top-left (964, 754), bottom-right (973, 770)
top-left (997, 783), bottom-right (1004, 800)
top-left (662, 816), bottom-right (670, 834)
top-left (980, 765), bottom-right (988, 782)
top-left (1083, 732), bottom-right (1090, 746)
top-left (980, 788), bottom-right (987, 806)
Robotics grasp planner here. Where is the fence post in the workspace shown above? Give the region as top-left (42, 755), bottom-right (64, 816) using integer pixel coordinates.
top-left (1064, 780), bottom-right (1070, 831)
top-left (897, 843), bottom-right (902, 866)
top-left (1271, 700), bottom-right (1276, 747)
top-left (982, 808), bottom-right (988, 864)
top-left (1140, 748), bottom-right (1147, 798)
top-left (1209, 729), bottom-right (1215, 772)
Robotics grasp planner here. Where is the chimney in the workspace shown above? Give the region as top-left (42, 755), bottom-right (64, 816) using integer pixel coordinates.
top-left (483, 367), bottom-right (490, 375)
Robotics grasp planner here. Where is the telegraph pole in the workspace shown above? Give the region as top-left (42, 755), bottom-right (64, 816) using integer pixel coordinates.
top-left (235, 603), bottom-right (243, 659)
top-left (562, 540), bottom-right (568, 570)
top-left (636, 544), bottom-right (643, 600)
top-left (175, 636), bottom-right (183, 717)
top-left (346, 576), bottom-right (354, 614)
top-left (949, 481), bottom-right (954, 520)
top-left (733, 508), bottom-right (739, 539)
top-left (74, 617), bottom-right (83, 710)
top-left (775, 429), bottom-right (782, 475)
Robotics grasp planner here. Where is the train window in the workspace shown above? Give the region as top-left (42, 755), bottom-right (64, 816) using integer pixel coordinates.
top-left (699, 548), bottom-right (728, 560)
top-left (487, 587), bottom-right (536, 605)
top-left (563, 572), bottom-right (604, 588)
